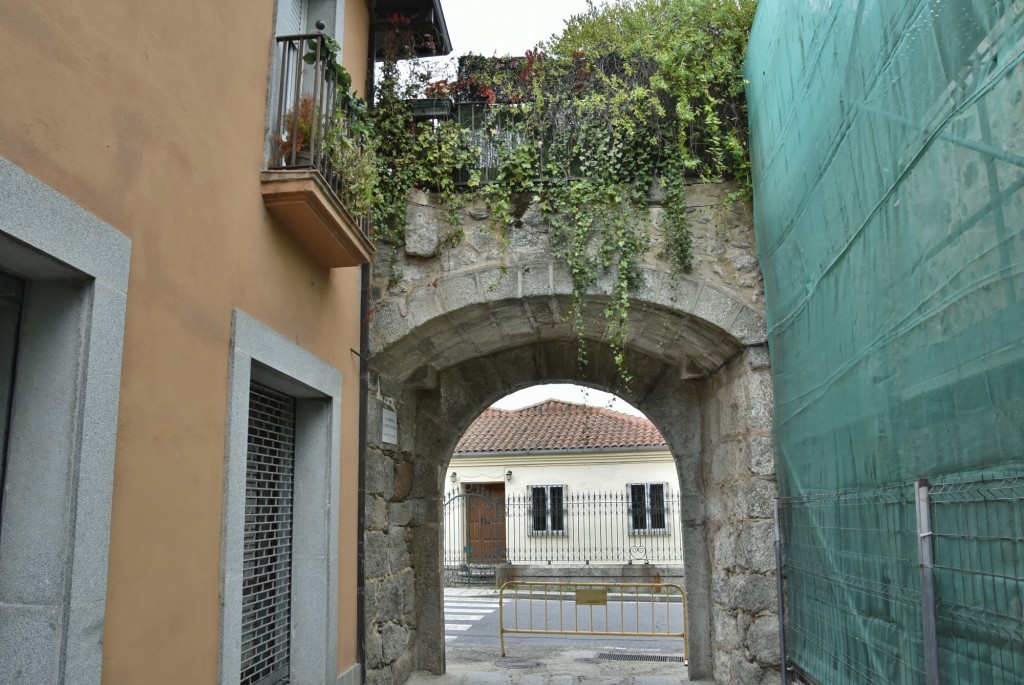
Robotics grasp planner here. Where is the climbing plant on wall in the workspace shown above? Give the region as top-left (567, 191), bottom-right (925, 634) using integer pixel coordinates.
top-left (370, 0), bottom-right (757, 387)
top-left (370, 13), bottom-right (481, 250)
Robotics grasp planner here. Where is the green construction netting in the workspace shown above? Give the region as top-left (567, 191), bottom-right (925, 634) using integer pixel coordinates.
top-left (746, 1), bottom-right (1024, 682)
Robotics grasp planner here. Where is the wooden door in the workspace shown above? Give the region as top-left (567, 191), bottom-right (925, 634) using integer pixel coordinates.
top-left (465, 483), bottom-right (506, 565)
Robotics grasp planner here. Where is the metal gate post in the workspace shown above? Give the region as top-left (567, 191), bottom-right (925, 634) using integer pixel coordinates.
top-left (915, 479), bottom-right (940, 685)
top-left (774, 499), bottom-right (789, 685)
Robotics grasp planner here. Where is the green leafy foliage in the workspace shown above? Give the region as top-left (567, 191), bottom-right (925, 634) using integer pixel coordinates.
top-left (324, 110), bottom-right (378, 220)
top-left (369, 54), bottom-right (481, 246)
top-left (304, 34), bottom-right (351, 90)
top-left (285, 31), bottom-right (378, 219)
top-left (369, 0), bottom-right (756, 388)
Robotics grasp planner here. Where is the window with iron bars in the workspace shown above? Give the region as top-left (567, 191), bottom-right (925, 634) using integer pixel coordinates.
top-left (629, 483), bottom-right (668, 533)
top-left (529, 485), bottom-right (566, 535)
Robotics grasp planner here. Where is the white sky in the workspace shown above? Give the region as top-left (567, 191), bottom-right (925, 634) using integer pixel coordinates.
top-left (491, 383), bottom-right (646, 417)
top-left (439, 0), bottom-right (593, 57)
top-left (431, 1), bottom-right (645, 419)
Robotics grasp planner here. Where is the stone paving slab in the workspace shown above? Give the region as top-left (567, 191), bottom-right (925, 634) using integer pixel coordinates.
top-left (406, 674), bottom-right (715, 685)
top-left (406, 643), bottom-right (715, 685)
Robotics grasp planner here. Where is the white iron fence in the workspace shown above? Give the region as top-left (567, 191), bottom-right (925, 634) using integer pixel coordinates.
top-left (443, 486), bottom-right (685, 583)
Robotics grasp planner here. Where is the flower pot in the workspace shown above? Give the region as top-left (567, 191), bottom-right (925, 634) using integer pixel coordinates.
top-left (410, 98), bottom-right (454, 122)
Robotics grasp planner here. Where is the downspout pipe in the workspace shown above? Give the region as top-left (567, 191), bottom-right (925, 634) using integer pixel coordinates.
top-left (356, 16), bottom-right (378, 682)
top-left (358, 259), bottom-right (370, 679)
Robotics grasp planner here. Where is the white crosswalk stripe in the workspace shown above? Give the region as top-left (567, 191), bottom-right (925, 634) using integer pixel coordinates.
top-left (443, 591), bottom-right (504, 643)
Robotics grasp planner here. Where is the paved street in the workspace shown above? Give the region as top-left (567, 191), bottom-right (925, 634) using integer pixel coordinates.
top-left (421, 588), bottom-right (704, 685)
top-left (445, 590), bottom-right (503, 644)
top-left (444, 588), bottom-right (687, 654)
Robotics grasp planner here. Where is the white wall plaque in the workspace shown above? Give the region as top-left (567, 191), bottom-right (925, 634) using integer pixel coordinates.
top-left (382, 406), bottom-right (398, 445)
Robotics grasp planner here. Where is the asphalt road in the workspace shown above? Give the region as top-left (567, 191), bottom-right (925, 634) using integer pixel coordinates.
top-left (444, 589), bottom-right (688, 658)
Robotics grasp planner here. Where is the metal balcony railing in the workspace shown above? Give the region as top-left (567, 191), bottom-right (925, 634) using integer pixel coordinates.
top-left (268, 29), bottom-right (371, 234)
top-left (410, 100), bottom-right (583, 186)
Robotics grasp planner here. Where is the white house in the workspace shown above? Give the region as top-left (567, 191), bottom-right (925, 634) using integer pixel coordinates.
top-left (444, 400), bottom-right (684, 583)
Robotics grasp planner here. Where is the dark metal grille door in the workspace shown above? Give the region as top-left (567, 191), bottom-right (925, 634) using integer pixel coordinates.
top-left (241, 382), bottom-right (296, 685)
top-left (0, 270), bottom-right (24, 539)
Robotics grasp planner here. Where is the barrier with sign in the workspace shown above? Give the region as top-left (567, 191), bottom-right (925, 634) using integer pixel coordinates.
top-left (498, 581), bottom-right (687, 663)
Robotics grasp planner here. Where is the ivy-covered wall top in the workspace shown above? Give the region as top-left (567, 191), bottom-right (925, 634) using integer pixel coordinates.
top-left (367, 0), bottom-right (758, 386)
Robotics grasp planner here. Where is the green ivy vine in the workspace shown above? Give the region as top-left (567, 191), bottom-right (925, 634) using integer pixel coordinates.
top-left (368, 0), bottom-right (756, 388)
top-left (370, 14), bottom-right (481, 249)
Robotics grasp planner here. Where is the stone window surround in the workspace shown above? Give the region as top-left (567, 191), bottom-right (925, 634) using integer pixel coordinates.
top-left (219, 309), bottom-right (345, 685)
top-left (0, 156), bottom-right (131, 685)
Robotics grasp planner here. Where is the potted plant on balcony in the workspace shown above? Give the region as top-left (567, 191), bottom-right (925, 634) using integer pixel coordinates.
top-left (410, 79), bottom-right (455, 122)
top-left (276, 32), bottom-right (355, 167)
top-left (278, 94), bottom-right (317, 166)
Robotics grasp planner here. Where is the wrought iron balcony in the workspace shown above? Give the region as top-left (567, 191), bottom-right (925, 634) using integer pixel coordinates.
top-left (261, 27), bottom-right (374, 269)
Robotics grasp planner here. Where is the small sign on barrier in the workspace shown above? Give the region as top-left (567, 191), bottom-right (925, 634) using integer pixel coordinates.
top-left (575, 589), bottom-right (608, 605)
top-left (499, 581), bottom-right (688, 664)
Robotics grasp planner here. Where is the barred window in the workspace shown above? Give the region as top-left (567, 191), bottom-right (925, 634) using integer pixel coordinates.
top-left (529, 485), bottom-right (566, 534)
top-left (629, 483), bottom-right (668, 533)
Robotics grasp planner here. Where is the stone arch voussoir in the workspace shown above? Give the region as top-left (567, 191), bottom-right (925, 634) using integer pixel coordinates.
top-left (369, 259), bottom-right (766, 385)
top-left (363, 188), bottom-right (777, 685)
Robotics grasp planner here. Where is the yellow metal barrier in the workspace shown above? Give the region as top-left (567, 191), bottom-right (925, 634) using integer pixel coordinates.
top-left (498, 581), bottom-right (688, 663)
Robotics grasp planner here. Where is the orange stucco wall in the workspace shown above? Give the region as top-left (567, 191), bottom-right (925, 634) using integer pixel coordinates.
top-left (0, 1), bottom-right (366, 682)
top-left (345, 0), bottom-right (371, 97)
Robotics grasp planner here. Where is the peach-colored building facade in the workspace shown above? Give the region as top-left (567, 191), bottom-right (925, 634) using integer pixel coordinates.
top-left (0, 1), bottom-right (443, 683)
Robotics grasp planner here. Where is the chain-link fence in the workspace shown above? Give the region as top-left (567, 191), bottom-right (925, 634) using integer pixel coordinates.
top-left (778, 474), bottom-right (1024, 685)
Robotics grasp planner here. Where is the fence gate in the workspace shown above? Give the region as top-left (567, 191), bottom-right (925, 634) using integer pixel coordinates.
top-left (444, 484), bottom-right (507, 585)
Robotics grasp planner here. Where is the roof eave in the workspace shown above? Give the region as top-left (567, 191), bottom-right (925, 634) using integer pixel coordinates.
top-left (372, 0), bottom-right (453, 60)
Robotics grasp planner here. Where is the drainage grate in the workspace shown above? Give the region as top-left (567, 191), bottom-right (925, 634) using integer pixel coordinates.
top-left (597, 652), bottom-right (687, 663)
top-left (241, 382), bottom-right (297, 685)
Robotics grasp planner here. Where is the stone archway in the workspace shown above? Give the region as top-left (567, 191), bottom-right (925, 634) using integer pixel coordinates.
top-left (363, 188), bottom-right (779, 685)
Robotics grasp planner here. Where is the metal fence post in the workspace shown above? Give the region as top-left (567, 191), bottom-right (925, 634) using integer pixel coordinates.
top-left (774, 498), bottom-right (789, 685)
top-left (914, 479), bottom-right (940, 685)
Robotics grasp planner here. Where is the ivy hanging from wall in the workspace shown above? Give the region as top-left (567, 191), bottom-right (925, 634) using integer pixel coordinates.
top-left (369, 0), bottom-right (757, 387)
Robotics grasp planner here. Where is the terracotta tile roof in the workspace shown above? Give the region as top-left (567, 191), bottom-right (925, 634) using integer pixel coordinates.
top-left (454, 400), bottom-right (667, 454)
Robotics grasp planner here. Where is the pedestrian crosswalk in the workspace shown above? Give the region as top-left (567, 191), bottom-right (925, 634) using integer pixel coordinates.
top-left (444, 590), bottom-right (501, 642)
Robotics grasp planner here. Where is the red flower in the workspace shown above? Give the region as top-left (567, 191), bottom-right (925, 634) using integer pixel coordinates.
top-left (425, 79), bottom-right (453, 98)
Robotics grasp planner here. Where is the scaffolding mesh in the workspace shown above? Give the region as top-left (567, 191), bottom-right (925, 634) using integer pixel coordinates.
top-left (929, 476), bottom-right (1024, 682)
top-left (779, 486), bottom-right (925, 684)
top-left (747, 1), bottom-right (1024, 682)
